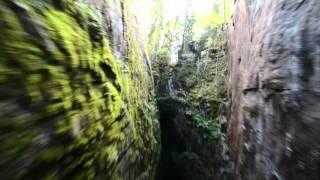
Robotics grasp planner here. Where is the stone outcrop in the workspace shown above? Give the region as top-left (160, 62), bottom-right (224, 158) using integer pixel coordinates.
top-left (0, 0), bottom-right (160, 179)
top-left (228, 0), bottom-right (320, 179)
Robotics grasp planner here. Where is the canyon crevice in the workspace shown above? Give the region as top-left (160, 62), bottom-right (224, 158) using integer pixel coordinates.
top-left (0, 0), bottom-right (319, 180)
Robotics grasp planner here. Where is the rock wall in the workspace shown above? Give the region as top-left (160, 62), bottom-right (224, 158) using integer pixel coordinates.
top-left (228, 0), bottom-right (320, 179)
top-left (83, 0), bottom-right (127, 59)
top-left (0, 0), bottom-right (159, 179)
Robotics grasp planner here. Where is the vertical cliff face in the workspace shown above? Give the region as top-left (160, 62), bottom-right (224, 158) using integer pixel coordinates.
top-left (0, 0), bottom-right (159, 179)
top-left (228, 0), bottom-right (320, 179)
top-left (83, 0), bottom-right (127, 59)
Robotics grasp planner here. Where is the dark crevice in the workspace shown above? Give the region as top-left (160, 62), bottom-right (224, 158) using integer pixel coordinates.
top-left (156, 99), bottom-right (187, 180)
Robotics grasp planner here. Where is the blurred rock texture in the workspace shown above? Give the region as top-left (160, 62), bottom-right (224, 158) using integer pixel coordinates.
top-left (0, 0), bottom-right (160, 179)
top-left (228, 0), bottom-right (320, 179)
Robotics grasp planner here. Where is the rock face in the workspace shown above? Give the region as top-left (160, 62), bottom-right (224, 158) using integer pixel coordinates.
top-left (83, 0), bottom-right (127, 59)
top-left (0, 0), bottom-right (159, 179)
top-left (228, 0), bottom-right (320, 179)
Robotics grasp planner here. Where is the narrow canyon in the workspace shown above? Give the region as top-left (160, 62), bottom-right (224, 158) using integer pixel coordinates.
top-left (0, 0), bottom-right (319, 180)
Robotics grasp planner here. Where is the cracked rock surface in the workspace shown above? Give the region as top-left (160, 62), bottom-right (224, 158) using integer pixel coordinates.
top-left (228, 0), bottom-right (320, 179)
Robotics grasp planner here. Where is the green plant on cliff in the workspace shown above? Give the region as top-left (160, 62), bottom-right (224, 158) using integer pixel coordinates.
top-left (188, 112), bottom-right (221, 142)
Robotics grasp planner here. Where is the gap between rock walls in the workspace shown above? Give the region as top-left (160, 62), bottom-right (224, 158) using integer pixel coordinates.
top-left (0, 0), bottom-right (319, 180)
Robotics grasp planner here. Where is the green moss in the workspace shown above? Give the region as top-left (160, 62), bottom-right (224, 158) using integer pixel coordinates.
top-left (35, 147), bottom-right (65, 162)
top-left (0, 0), bottom-right (159, 179)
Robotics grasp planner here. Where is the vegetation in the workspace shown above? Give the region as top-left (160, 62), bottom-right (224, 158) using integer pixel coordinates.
top-left (150, 0), bottom-right (231, 143)
top-left (0, 0), bottom-right (233, 179)
top-left (0, 0), bottom-right (159, 179)
top-left (149, 1), bottom-right (233, 179)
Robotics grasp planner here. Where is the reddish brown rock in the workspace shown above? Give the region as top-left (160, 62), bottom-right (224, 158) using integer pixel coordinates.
top-left (228, 0), bottom-right (320, 179)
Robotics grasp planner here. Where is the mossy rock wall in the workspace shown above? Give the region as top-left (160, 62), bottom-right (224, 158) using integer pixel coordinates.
top-left (0, 0), bottom-right (160, 179)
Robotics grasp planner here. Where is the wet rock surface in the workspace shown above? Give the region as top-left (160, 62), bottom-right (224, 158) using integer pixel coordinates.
top-left (228, 0), bottom-right (320, 179)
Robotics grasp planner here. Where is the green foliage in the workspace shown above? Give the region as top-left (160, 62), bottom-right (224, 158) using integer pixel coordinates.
top-left (185, 110), bottom-right (221, 143)
top-left (196, 0), bottom-right (234, 30)
top-left (161, 8), bottom-right (228, 144)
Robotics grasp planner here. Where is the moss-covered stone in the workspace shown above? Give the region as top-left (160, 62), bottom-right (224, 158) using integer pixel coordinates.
top-left (0, 0), bottom-right (159, 179)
